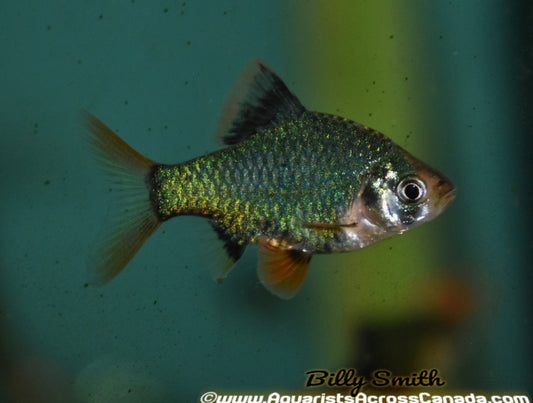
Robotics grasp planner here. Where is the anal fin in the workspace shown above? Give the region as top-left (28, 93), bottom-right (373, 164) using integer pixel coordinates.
top-left (209, 221), bottom-right (246, 282)
top-left (257, 241), bottom-right (312, 299)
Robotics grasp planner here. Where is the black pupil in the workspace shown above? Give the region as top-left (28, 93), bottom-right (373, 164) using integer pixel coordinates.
top-left (404, 183), bottom-right (421, 200)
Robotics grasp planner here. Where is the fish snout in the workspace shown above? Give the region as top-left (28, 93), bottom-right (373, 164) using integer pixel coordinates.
top-left (427, 175), bottom-right (456, 215)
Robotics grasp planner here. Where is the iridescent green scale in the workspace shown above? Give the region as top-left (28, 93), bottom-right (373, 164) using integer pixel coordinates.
top-left (151, 112), bottom-right (394, 254)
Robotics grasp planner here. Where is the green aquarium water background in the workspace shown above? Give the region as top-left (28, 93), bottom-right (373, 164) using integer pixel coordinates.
top-left (0, 1), bottom-right (531, 401)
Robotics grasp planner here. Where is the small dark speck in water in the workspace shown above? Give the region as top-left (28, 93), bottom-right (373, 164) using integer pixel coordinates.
top-left (163, 8), bottom-right (168, 14)
top-left (389, 34), bottom-right (394, 39)
top-left (44, 180), bottom-right (51, 185)
top-left (186, 40), bottom-right (191, 46)
top-left (124, 100), bottom-right (129, 105)
top-left (153, 300), bottom-right (158, 305)
top-left (46, 25), bottom-right (52, 31)
top-left (83, 283), bottom-right (89, 288)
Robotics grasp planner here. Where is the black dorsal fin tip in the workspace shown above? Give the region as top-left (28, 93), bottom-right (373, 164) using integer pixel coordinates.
top-left (215, 59), bottom-right (307, 146)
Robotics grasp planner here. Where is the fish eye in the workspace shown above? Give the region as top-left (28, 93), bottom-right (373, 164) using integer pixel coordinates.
top-left (397, 177), bottom-right (426, 204)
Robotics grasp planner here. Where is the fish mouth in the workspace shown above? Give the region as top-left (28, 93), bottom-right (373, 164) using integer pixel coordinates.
top-left (415, 165), bottom-right (456, 219)
top-left (413, 160), bottom-right (455, 208)
top-left (415, 183), bottom-right (455, 225)
top-left (433, 174), bottom-right (456, 209)
top-left (439, 188), bottom-right (456, 209)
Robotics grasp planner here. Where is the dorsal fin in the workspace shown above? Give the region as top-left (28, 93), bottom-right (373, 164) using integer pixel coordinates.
top-left (215, 59), bottom-right (306, 145)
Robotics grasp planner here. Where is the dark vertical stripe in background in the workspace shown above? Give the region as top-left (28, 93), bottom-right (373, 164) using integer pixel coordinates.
top-left (425, 1), bottom-right (532, 389)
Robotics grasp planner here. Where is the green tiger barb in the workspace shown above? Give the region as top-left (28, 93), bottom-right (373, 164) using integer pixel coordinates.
top-left (85, 60), bottom-right (455, 299)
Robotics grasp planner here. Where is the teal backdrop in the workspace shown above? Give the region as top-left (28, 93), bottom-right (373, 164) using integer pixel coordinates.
top-left (0, 1), bottom-right (531, 401)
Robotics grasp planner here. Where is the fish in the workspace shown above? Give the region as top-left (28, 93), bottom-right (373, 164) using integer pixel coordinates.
top-left (84, 59), bottom-right (455, 299)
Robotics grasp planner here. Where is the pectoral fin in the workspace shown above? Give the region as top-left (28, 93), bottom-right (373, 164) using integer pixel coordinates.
top-left (257, 241), bottom-right (312, 299)
top-left (303, 221), bottom-right (357, 229)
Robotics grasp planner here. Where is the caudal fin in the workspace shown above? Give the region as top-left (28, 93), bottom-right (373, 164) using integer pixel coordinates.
top-left (83, 111), bottom-right (161, 285)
